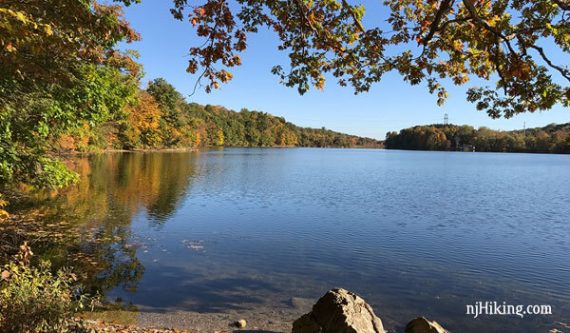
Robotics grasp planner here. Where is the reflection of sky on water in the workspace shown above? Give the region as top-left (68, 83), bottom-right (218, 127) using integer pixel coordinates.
top-left (20, 149), bottom-right (570, 333)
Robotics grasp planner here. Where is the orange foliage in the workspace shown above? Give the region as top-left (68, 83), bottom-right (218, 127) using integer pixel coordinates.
top-left (57, 134), bottom-right (76, 151)
top-left (123, 92), bottom-right (162, 148)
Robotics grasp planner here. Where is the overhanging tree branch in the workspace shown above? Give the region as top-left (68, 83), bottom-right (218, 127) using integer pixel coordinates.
top-left (462, 0), bottom-right (517, 55)
top-left (423, 0), bottom-right (454, 45)
top-left (528, 44), bottom-right (570, 81)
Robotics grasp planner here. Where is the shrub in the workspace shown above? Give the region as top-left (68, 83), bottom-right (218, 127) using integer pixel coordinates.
top-left (0, 242), bottom-right (93, 333)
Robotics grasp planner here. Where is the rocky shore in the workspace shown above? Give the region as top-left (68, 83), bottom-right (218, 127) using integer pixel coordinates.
top-left (78, 289), bottom-right (449, 333)
top-left (291, 288), bottom-right (448, 333)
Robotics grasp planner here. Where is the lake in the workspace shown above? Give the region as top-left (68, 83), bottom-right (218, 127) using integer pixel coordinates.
top-left (16, 148), bottom-right (570, 332)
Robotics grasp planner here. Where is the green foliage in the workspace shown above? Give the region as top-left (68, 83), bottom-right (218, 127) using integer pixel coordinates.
top-left (147, 78), bottom-right (184, 120)
top-left (0, 65), bottom-right (138, 189)
top-left (30, 158), bottom-right (80, 190)
top-left (0, 244), bottom-right (94, 333)
top-left (72, 65), bottom-right (139, 127)
top-left (385, 123), bottom-right (570, 153)
top-left (0, 0), bottom-right (139, 191)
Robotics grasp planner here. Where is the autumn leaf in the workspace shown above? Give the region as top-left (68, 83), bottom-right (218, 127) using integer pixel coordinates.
top-left (1, 270), bottom-right (10, 281)
top-left (5, 42), bottom-right (16, 52)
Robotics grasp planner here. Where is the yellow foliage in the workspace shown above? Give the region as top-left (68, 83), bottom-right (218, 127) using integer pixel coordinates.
top-left (279, 132), bottom-right (287, 146)
top-left (216, 129), bottom-right (225, 146)
top-left (0, 195), bottom-right (9, 220)
top-left (123, 92), bottom-right (162, 147)
top-left (287, 132), bottom-right (299, 146)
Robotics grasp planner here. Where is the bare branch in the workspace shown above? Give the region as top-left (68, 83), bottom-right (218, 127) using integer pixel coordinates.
top-left (529, 44), bottom-right (570, 82)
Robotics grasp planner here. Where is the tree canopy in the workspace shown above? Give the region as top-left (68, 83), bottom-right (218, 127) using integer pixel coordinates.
top-left (1, 0), bottom-right (139, 189)
top-left (385, 122), bottom-right (570, 153)
top-left (73, 77), bottom-right (383, 151)
top-left (1, 0), bottom-right (139, 98)
top-left (162, 0), bottom-right (569, 117)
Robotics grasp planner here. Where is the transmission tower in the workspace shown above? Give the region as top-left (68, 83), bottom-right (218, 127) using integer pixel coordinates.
top-left (443, 113), bottom-right (449, 125)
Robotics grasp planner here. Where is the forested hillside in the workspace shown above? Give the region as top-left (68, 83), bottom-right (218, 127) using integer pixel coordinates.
top-left (52, 78), bottom-right (382, 153)
top-left (385, 124), bottom-right (570, 154)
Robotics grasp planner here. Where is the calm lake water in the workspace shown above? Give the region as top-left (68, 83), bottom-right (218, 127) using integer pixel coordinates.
top-left (19, 149), bottom-right (570, 332)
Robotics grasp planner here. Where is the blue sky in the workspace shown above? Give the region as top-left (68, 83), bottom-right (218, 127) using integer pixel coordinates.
top-left (120, 1), bottom-right (568, 139)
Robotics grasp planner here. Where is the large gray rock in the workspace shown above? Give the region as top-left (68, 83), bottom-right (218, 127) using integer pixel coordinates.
top-left (405, 317), bottom-right (449, 333)
top-left (292, 288), bottom-right (385, 333)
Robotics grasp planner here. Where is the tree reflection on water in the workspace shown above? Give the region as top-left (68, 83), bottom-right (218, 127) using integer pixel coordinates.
top-left (1, 152), bottom-right (199, 302)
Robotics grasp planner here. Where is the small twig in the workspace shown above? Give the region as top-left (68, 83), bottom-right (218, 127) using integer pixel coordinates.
top-left (528, 44), bottom-right (570, 81)
top-left (341, 0), bottom-right (365, 33)
top-left (188, 68), bottom-right (207, 97)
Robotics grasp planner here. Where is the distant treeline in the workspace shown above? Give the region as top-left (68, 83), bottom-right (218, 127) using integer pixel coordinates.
top-left (385, 123), bottom-right (570, 154)
top-left (55, 78), bottom-right (382, 152)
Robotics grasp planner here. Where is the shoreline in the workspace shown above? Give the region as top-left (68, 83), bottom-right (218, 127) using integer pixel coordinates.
top-left (52, 147), bottom-right (198, 156)
top-left (50, 145), bottom-right (385, 158)
top-left (80, 308), bottom-right (302, 333)
top-left (53, 146), bottom-right (570, 156)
